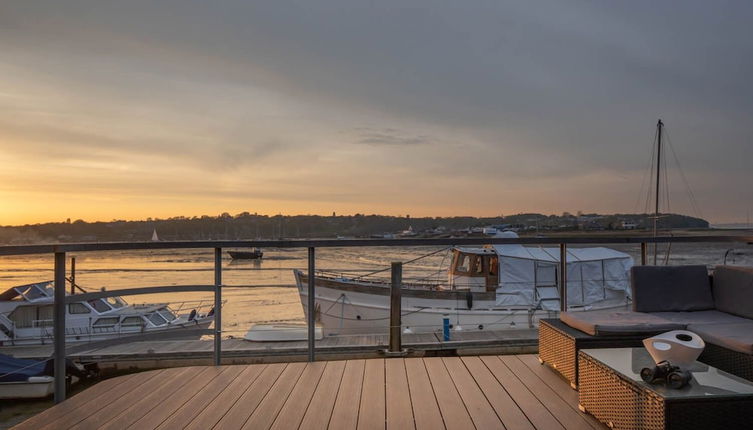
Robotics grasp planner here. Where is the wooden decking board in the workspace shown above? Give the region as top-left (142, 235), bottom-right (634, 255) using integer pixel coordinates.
top-left (241, 362), bottom-right (308, 429)
top-left (357, 358), bottom-right (386, 430)
top-left (422, 357), bottom-right (475, 430)
top-left (500, 355), bottom-right (596, 430)
top-left (385, 358), bottom-right (415, 429)
top-left (11, 373), bottom-right (139, 430)
top-left (299, 360), bottom-right (347, 430)
top-left (403, 358), bottom-right (445, 430)
top-left (517, 355), bottom-right (604, 430)
top-left (37, 370), bottom-right (169, 430)
top-left (269, 361), bottom-right (328, 430)
top-left (180, 365), bottom-right (268, 430)
top-left (14, 355), bottom-right (606, 430)
top-left (328, 359), bottom-right (365, 430)
top-left (442, 356), bottom-right (505, 430)
top-left (129, 365), bottom-right (239, 429)
top-left (69, 367), bottom-right (196, 430)
top-left (460, 356), bottom-right (535, 430)
top-left (480, 356), bottom-right (566, 430)
top-left (213, 363), bottom-right (287, 430)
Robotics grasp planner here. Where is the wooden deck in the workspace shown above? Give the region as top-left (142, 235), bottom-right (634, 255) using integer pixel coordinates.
top-left (13, 355), bottom-right (604, 429)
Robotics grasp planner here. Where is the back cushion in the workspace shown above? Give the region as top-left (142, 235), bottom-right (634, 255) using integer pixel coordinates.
top-left (713, 265), bottom-right (753, 319)
top-left (631, 265), bottom-right (714, 312)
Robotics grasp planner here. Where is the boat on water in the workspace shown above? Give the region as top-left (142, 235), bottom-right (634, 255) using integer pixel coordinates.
top-left (0, 353), bottom-right (92, 399)
top-left (293, 232), bottom-right (633, 336)
top-left (228, 248), bottom-right (264, 260)
top-left (0, 281), bottom-right (215, 346)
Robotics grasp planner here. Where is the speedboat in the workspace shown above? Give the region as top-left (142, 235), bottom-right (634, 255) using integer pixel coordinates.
top-left (0, 281), bottom-right (215, 345)
top-left (293, 232), bottom-right (634, 335)
top-left (228, 248), bottom-right (264, 260)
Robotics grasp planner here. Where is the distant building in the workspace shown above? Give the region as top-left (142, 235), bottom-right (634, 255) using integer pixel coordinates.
top-left (621, 221), bottom-right (638, 230)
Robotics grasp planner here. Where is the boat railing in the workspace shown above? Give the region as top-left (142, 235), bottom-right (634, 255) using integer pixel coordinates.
top-left (1, 234), bottom-right (752, 403)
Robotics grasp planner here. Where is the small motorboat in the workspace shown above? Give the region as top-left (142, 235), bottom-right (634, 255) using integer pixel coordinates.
top-left (228, 248), bottom-right (264, 260)
top-left (0, 353), bottom-right (92, 399)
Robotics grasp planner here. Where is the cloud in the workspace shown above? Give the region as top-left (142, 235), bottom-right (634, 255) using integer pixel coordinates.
top-left (354, 128), bottom-right (433, 146)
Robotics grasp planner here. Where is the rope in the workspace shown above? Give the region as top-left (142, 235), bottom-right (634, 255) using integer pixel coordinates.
top-left (350, 247), bottom-right (451, 280)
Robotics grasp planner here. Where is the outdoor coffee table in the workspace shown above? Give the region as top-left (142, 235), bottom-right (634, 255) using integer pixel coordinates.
top-left (578, 348), bottom-right (753, 429)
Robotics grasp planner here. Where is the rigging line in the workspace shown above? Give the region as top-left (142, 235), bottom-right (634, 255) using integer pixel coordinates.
top-left (635, 126), bottom-right (660, 214)
top-left (350, 246), bottom-right (451, 280)
top-left (663, 136), bottom-right (672, 216)
top-left (664, 128), bottom-right (705, 220)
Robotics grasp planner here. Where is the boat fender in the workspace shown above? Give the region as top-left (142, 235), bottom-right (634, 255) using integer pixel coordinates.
top-left (188, 309), bottom-right (197, 321)
top-left (466, 292), bottom-right (473, 310)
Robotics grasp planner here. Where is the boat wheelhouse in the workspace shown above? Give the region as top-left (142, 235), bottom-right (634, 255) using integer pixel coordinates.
top-left (0, 281), bottom-right (215, 345)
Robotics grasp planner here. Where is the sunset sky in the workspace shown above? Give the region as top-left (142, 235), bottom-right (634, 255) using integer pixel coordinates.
top-left (2, 1), bottom-right (752, 225)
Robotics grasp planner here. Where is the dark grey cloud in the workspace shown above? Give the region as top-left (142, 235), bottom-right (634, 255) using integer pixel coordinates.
top-left (1, 1), bottom-right (752, 221)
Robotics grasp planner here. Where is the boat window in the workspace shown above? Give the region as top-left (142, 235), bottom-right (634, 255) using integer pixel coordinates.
top-left (88, 299), bottom-right (112, 313)
top-left (105, 297), bottom-right (126, 309)
top-left (147, 312), bottom-right (167, 326)
top-left (489, 256), bottom-right (498, 276)
top-left (456, 254), bottom-right (471, 274)
top-left (472, 256), bottom-right (484, 274)
top-left (68, 303), bottom-right (91, 314)
top-left (16, 284), bottom-right (48, 301)
top-left (158, 308), bottom-right (177, 322)
top-left (121, 316), bottom-right (144, 327)
top-left (93, 317), bottom-right (118, 327)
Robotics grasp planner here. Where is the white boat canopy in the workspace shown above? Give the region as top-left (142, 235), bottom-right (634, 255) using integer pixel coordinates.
top-left (480, 232), bottom-right (633, 310)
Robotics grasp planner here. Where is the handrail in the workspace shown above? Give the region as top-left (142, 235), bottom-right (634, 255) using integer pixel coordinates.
top-left (1, 234), bottom-right (752, 256)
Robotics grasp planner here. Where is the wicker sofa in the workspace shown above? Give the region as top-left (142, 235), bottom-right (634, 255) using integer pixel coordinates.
top-left (539, 265), bottom-right (753, 387)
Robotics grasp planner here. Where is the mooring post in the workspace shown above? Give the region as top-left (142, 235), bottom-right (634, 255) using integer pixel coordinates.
top-left (214, 247), bottom-right (222, 366)
top-left (389, 262), bottom-right (402, 353)
top-left (559, 243), bottom-right (567, 313)
top-left (70, 257), bottom-right (76, 295)
top-left (641, 242), bottom-right (647, 265)
top-left (54, 251), bottom-right (66, 403)
top-left (307, 247), bottom-right (316, 362)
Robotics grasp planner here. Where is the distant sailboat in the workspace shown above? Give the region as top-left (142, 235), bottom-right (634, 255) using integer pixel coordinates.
top-left (151, 229), bottom-right (159, 241)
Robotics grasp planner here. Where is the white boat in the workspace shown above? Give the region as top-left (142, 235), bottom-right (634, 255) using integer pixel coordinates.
top-left (293, 232), bottom-right (633, 336)
top-left (0, 281), bottom-right (215, 346)
top-left (0, 375), bottom-right (55, 399)
top-left (0, 353), bottom-right (90, 399)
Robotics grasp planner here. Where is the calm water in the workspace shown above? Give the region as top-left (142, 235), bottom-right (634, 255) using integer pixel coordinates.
top-left (1, 242), bottom-right (751, 337)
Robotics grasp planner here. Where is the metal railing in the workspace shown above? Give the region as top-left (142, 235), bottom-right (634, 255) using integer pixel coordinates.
top-left (1, 234), bottom-right (752, 403)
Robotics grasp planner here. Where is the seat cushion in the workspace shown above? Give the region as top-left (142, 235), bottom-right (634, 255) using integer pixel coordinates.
top-left (651, 310), bottom-right (750, 325)
top-left (631, 265), bottom-right (714, 312)
top-left (688, 322), bottom-right (753, 355)
top-left (712, 265), bottom-right (753, 319)
top-left (560, 310), bottom-right (685, 336)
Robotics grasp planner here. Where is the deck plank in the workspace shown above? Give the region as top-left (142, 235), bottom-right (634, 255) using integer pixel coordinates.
top-left (385, 358), bottom-right (415, 429)
top-left (241, 362), bottom-right (307, 429)
top-left (404, 358), bottom-right (445, 430)
top-left (299, 360), bottom-right (347, 430)
top-left (500, 355), bottom-right (595, 430)
top-left (213, 363), bottom-right (287, 430)
top-left (269, 361), bottom-right (327, 430)
top-left (358, 358), bottom-right (386, 430)
top-left (128, 365), bottom-right (240, 429)
top-left (423, 357), bottom-right (475, 430)
top-left (442, 356), bottom-right (505, 430)
top-left (480, 356), bottom-right (566, 430)
top-left (461, 356), bottom-right (535, 430)
top-left (70, 367), bottom-right (197, 429)
top-left (328, 359), bottom-right (365, 430)
top-left (172, 364), bottom-right (265, 430)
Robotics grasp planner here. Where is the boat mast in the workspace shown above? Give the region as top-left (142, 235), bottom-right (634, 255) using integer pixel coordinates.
top-left (653, 119), bottom-right (663, 264)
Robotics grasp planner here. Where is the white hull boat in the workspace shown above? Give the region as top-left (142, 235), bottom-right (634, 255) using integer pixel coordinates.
top-left (294, 232), bottom-right (634, 336)
top-left (0, 376), bottom-right (55, 399)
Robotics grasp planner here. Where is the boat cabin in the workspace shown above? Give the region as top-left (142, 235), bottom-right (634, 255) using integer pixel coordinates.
top-left (449, 248), bottom-right (499, 292)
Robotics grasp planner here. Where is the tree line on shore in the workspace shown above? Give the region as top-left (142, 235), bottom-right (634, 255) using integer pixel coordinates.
top-left (0, 212), bottom-right (709, 244)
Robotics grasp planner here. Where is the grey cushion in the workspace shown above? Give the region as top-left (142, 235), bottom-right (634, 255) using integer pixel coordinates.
top-left (631, 265), bottom-right (714, 312)
top-left (651, 310), bottom-right (750, 325)
top-left (560, 310), bottom-right (685, 336)
top-left (712, 265), bottom-right (753, 319)
top-left (688, 322), bottom-right (753, 354)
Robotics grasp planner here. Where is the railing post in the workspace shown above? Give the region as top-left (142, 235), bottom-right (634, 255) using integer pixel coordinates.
top-left (389, 262), bottom-right (402, 353)
top-left (307, 247), bottom-right (315, 362)
top-left (214, 247), bottom-right (222, 366)
top-left (641, 242), bottom-right (647, 265)
top-left (54, 252), bottom-right (66, 403)
top-left (70, 257), bottom-right (76, 295)
top-left (559, 243), bottom-right (567, 313)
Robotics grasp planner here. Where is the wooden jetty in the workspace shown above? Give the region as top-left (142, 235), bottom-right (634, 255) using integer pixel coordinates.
top-left (0, 329), bottom-right (537, 373)
top-left (12, 354), bottom-right (604, 429)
